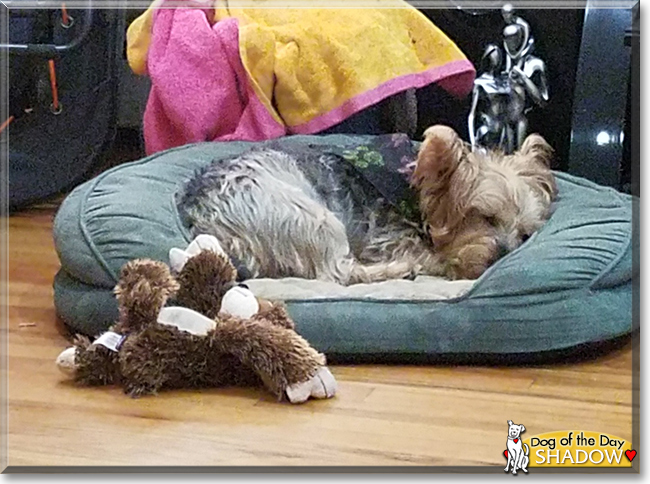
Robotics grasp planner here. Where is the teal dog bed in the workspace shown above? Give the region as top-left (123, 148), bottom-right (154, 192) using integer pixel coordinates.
top-left (52, 134), bottom-right (636, 363)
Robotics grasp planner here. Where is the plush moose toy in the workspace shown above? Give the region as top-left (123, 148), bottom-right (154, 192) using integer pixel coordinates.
top-left (56, 235), bottom-right (337, 404)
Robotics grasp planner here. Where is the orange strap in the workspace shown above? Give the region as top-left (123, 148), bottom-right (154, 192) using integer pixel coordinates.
top-left (0, 116), bottom-right (14, 134)
top-left (48, 60), bottom-right (61, 113)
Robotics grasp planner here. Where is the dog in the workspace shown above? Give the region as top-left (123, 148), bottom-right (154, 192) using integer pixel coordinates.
top-left (505, 420), bottom-right (530, 474)
top-left (177, 125), bottom-right (557, 284)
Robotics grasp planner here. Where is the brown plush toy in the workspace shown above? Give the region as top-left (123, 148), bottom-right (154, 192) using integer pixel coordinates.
top-left (56, 235), bottom-right (337, 404)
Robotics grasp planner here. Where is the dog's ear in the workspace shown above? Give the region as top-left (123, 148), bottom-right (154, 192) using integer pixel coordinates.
top-left (512, 133), bottom-right (558, 203)
top-left (508, 420), bottom-right (513, 426)
top-left (518, 133), bottom-right (554, 169)
top-left (519, 425), bottom-right (526, 433)
top-left (412, 125), bottom-right (465, 186)
top-left (412, 125), bottom-right (479, 245)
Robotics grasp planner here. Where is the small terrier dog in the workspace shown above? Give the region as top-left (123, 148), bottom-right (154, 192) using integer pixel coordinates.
top-left (177, 125), bottom-right (557, 284)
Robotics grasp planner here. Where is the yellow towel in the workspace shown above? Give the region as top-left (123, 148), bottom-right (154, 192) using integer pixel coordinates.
top-left (128, 0), bottom-right (473, 131)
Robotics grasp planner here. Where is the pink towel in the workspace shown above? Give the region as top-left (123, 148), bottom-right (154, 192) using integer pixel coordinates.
top-left (144, 9), bottom-right (285, 154)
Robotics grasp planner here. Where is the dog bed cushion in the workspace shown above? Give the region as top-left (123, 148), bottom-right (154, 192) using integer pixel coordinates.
top-left (52, 134), bottom-right (636, 361)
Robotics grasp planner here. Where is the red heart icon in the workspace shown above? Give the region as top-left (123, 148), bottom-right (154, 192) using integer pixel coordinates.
top-left (514, 439), bottom-right (519, 443)
top-left (625, 450), bottom-right (637, 462)
top-left (504, 450), bottom-right (508, 459)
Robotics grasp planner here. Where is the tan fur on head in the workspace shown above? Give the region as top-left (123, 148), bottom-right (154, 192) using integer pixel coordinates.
top-left (412, 125), bottom-right (557, 280)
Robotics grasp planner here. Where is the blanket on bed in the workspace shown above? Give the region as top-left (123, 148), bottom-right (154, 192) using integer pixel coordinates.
top-left (127, 0), bottom-right (475, 154)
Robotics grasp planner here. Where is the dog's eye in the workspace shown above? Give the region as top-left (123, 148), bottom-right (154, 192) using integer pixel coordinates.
top-left (486, 215), bottom-right (499, 227)
top-left (521, 234), bottom-right (531, 243)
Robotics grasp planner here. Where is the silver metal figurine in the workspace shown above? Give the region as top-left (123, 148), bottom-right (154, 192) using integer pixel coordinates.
top-left (468, 4), bottom-right (549, 153)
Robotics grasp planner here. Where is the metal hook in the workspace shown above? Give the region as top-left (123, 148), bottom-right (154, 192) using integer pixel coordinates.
top-left (50, 103), bottom-right (63, 115)
top-left (61, 15), bottom-right (75, 29)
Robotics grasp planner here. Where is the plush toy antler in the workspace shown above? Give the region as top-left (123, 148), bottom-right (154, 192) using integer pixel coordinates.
top-left (57, 235), bottom-right (337, 403)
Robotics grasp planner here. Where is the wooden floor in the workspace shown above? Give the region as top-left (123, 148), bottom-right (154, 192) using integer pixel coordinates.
top-left (3, 203), bottom-right (636, 469)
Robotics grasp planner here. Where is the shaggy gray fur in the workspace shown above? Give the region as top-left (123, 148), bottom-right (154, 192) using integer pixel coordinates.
top-left (177, 148), bottom-right (437, 285)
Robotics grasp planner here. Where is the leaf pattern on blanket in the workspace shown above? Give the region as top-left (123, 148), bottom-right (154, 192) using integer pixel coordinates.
top-left (328, 134), bottom-right (422, 225)
top-left (342, 146), bottom-right (385, 169)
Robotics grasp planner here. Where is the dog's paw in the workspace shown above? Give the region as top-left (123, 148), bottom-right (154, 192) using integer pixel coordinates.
top-left (56, 347), bottom-right (78, 377)
top-left (169, 234), bottom-right (226, 273)
top-left (285, 367), bottom-right (338, 404)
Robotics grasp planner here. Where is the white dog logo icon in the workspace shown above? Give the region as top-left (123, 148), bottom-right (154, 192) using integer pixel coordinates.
top-left (504, 420), bottom-right (529, 474)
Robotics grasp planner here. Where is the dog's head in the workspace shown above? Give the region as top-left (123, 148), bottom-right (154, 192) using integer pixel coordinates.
top-left (411, 125), bottom-right (557, 280)
top-left (507, 420), bottom-right (526, 439)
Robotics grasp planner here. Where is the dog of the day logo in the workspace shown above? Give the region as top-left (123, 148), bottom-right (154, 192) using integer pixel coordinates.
top-left (504, 420), bottom-right (530, 474)
top-left (503, 425), bottom-right (636, 471)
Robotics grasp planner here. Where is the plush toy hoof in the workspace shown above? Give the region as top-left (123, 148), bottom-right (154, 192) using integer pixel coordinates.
top-left (220, 286), bottom-right (260, 319)
top-left (169, 234), bottom-right (226, 273)
top-left (285, 367), bottom-right (338, 404)
top-left (157, 306), bottom-right (217, 336)
top-left (56, 347), bottom-right (77, 376)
